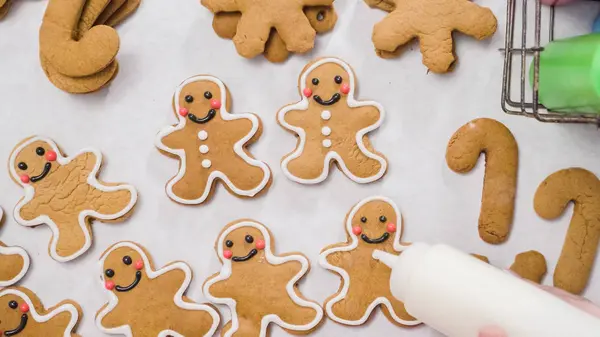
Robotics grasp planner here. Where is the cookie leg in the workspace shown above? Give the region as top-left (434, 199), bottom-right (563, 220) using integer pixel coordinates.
top-left (372, 12), bottom-right (417, 53)
top-left (278, 299), bottom-right (320, 327)
top-left (381, 297), bottom-right (418, 326)
top-left (89, 186), bottom-right (134, 218)
top-left (337, 138), bottom-right (386, 181)
top-left (229, 317), bottom-right (262, 337)
top-left (171, 307), bottom-right (217, 337)
top-left (0, 250), bottom-right (26, 285)
top-left (53, 216), bottom-right (90, 259)
top-left (418, 30), bottom-right (455, 73)
top-left (219, 154), bottom-right (269, 193)
top-left (328, 295), bottom-right (373, 322)
top-left (284, 147), bottom-right (327, 181)
top-left (233, 12), bottom-right (272, 58)
top-left (275, 12), bottom-right (316, 53)
top-left (170, 165), bottom-right (211, 202)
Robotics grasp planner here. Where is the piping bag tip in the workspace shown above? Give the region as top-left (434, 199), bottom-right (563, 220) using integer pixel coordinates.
top-left (373, 249), bottom-right (397, 269)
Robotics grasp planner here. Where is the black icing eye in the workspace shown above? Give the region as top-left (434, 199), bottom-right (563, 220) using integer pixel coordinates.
top-left (334, 76), bottom-right (343, 84)
top-left (245, 235), bottom-right (254, 244)
top-left (35, 147), bottom-right (45, 156)
top-left (185, 95), bottom-right (194, 103)
top-left (8, 300), bottom-right (18, 309)
top-left (360, 217), bottom-right (367, 223)
top-left (105, 269), bottom-right (115, 278)
top-left (380, 216), bottom-right (387, 223)
top-left (123, 256), bottom-right (132, 265)
top-left (204, 91), bottom-right (213, 99)
top-left (225, 240), bottom-right (234, 248)
top-left (17, 162), bottom-right (27, 170)
top-left (312, 78), bottom-right (319, 85)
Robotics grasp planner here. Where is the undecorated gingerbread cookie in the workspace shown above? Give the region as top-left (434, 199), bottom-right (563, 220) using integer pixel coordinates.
top-left (203, 220), bottom-right (324, 336)
top-left (0, 287), bottom-right (82, 337)
top-left (9, 136), bottom-right (138, 262)
top-left (0, 208), bottom-right (30, 287)
top-left (96, 241), bottom-right (220, 336)
top-left (277, 57), bottom-right (387, 184)
top-left (156, 75), bottom-right (271, 205)
top-left (319, 196), bottom-right (420, 327)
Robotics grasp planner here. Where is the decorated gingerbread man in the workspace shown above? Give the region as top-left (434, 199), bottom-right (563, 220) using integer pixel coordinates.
top-left (155, 75), bottom-right (271, 205)
top-left (97, 241), bottom-right (220, 336)
top-left (0, 207), bottom-right (30, 287)
top-left (203, 220), bottom-right (323, 337)
top-left (0, 287), bottom-right (81, 337)
top-left (9, 136), bottom-right (138, 262)
top-left (319, 196), bottom-right (420, 327)
top-left (277, 57), bottom-right (388, 184)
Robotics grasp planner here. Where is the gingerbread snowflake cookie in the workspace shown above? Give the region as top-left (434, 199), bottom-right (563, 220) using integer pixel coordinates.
top-left (97, 241), bottom-right (220, 336)
top-left (277, 57), bottom-right (387, 184)
top-left (0, 208), bottom-right (30, 287)
top-left (156, 75), bottom-right (271, 205)
top-left (9, 136), bottom-right (138, 262)
top-left (369, 0), bottom-right (497, 73)
top-left (0, 287), bottom-right (82, 336)
top-left (320, 196), bottom-right (420, 327)
top-left (203, 220), bottom-right (324, 336)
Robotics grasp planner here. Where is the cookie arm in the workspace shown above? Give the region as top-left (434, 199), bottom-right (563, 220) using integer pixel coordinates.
top-left (207, 277), bottom-right (235, 299)
top-left (201, 0), bottom-right (238, 13)
top-left (159, 129), bottom-right (189, 151)
top-left (97, 302), bottom-right (127, 330)
top-left (451, 1), bottom-right (497, 40)
top-left (372, 11), bottom-right (417, 53)
top-left (350, 105), bottom-right (381, 130)
top-left (281, 108), bottom-right (310, 129)
top-left (323, 247), bottom-right (353, 270)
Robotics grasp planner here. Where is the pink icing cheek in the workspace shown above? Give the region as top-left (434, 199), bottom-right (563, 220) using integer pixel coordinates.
top-left (105, 280), bottom-right (116, 290)
top-left (19, 303), bottom-right (29, 313)
top-left (223, 250), bottom-right (233, 259)
top-left (255, 239), bottom-right (266, 250)
top-left (20, 175), bottom-right (30, 184)
top-left (352, 226), bottom-right (362, 235)
top-left (45, 150), bottom-right (57, 162)
top-left (303, 88), bottom-right (313, 98)
top-left (210, 99), bottom-right (221, 109)
top-left (387, 223), bottom-right (397, 233)
top-left (135, 260), bottom-right (144, 270)
top-left (340, 83), bottom-right (350, 95)
top-left (179, 108), bottom-right (189, 117)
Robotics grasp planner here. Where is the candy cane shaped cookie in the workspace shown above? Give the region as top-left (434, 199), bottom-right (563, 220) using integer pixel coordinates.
top-left (534, 168), bottom-right (600, 294)
top-left (446, 118), bottom-right (518, 244)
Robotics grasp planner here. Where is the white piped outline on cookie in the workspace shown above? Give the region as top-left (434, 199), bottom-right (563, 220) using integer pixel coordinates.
top-left (96, 241), bottom-right (220, 337)
top-left (155, 75), bottom-right (271, 204)
top-left (319, 196), bottom-right (421, 326)
top-left (0, 288), bottom-right (79, 337)
top-left (0, 207), bottom-right (30, 287)
top-left (9, 136), bottom-right (138, 263)
top-left (277, 57), bottom-right (388, 184)
top-left (203, 220), bottom-right (324, 337)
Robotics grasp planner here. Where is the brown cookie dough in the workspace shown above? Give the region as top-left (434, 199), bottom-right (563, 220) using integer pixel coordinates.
top-left (104, 0), bottom-right (142, 27)
top-left (40, 54), bottom-right (119, 94)
top-left (510, 250), bottom-right (547, 284)
top-left (446, 118), bottom-right (518, 244)
top-left (534, 168), bottom-right (600, 294)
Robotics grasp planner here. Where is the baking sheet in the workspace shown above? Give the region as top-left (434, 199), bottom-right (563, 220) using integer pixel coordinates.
top-left (1, 0), bottom-right (600, 335)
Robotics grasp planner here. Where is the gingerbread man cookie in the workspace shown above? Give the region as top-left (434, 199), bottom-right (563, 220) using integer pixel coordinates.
top-left (156, 75), bottom-right (271, 205)
top-left (0, 287), bottom-right (81, 337)
top-left (96, 241), bottom-right (220, 336)
top-left (203, 220), bottom-right (324, 337)
top-left (201, 0), bottom-right (334, 58)
top-left (0, 207), bottom-right (30, 287)
top-left (277, 57), bottom-right (387, 184)
top-left (9, 136), bottom-right (138, 262)
top-left (320, 196), bottom-right (420, 327)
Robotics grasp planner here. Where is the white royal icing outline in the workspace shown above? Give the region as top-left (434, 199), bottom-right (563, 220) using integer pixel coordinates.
top-left (0, 288), bottom-right (79, 337)
top-left (318, 196), bottom-right (421, 326)
top-left (203, 220), bottom-right (324, 337)
top-left (0, 207), bottom-right (30, 287)
top-left (277, 57), bottom-right (388, 184)
top-left (9, 136), bottom-right (138, 263)
top-left (96, 241), bottom-right (220, 337)
top-left (155, 75), bottom-right (271, 205)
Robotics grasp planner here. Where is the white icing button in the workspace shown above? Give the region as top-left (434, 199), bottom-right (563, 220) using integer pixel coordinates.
top-left (322, 139), bottom-right (332, 148)
top-left (321, 126), bottom-right (332, 136)
top-left (199, 145), bottom-right (209, 154)
top-left (198, 130), bottom-right (208, 140)
top-left (321, 110), bottom-right (331, 120)
top-left (202, 159), bottom-right (212, 168)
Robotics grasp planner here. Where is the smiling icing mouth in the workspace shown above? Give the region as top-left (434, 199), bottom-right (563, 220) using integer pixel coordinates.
top-left (115, 271), bottom-right (142, 292)
top-left (4, 313), bottom-right (28, 336)
top-left (188, 109), bottom-right (216, 124)
top-left (361, 232), bottom-right (390, 244)
top-left (30, 162), bottom-right (51, 183)
top-left (232, 249), bottom-right (258, 262)
top-left (314, 93), bottom-right (341, 106)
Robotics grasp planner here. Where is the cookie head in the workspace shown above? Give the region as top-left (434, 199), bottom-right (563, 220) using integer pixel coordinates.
top-left (0, 292), bottom-right (31, 335)
top-left (11, 139), bottom-right (59, 185)
top-left (176, 78), bottom-right (225, 125)
top-left (302, 60), bottom-right (352, 106)
top-left (349, 199), bottom-right (398, 246)
top-left (220, 226), bottom-right (267, 263)
top-left (102, 246), bottom-right (146, 293)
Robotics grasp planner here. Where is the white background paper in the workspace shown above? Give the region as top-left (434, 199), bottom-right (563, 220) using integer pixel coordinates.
top-left (1, 0), bottom-right (600, 335)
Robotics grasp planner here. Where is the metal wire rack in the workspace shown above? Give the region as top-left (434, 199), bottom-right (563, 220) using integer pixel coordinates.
top-left (501, 0), bottom-right (600, 125)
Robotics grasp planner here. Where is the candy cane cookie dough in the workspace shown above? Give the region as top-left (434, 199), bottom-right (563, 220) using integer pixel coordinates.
top-left (277, 57), bottom-right (387, 184)
top-left (203, 220), bottom-right (323, 337)
top-left (155, 75), bottom-right (271, 205)
top-left (319, 196), bottom-right (420, 327)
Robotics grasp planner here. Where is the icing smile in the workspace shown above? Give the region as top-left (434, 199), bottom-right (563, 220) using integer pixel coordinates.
top-left (361, 232), bottom-right (390, 244)
top-left (314, 93), bottom-right (341, 106)
top-left (232, 249), bottom-right (257, 262)
top-left (188, 109), bottom-right (216, 124)
top-left (115, 271), bottom-right (142, 292)
top-left (4, 314), bottom-right (28, 336)
top-left (30, 162), bottom-right (51, 183)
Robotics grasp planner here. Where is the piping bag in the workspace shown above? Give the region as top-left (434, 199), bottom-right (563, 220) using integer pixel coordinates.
top-left (373, 243), bottom-right (600, 337)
